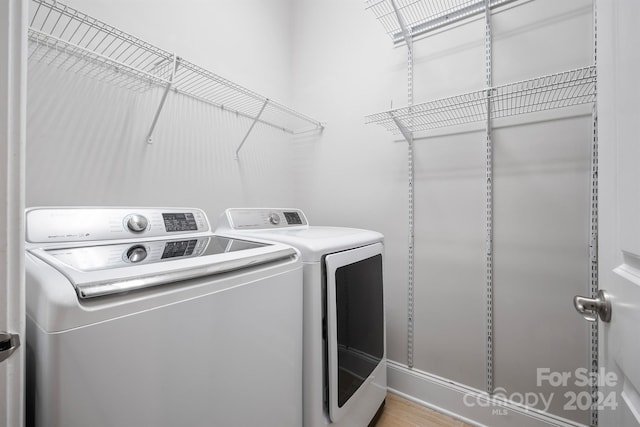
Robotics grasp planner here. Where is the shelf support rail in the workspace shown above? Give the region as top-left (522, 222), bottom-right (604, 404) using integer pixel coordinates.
top-left (235, 98), bottom-right (269, 159)
top-left (147, 53), bottom-right (179, 144)
top-left (392, 101), bottom-right (417, 371)
top-left (589, 1), bottom-right (599, 425)
top-left (390, 0), bottom-right (416, 369)
top-left (484, 0), bottom-right (495, 396)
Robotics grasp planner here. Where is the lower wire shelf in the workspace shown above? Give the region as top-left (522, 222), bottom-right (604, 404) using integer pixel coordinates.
top-left (365, 66), bottom-right (596, 134)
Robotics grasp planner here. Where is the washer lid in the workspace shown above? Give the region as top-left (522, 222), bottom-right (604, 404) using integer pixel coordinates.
top-left (218, 227), bottom-right (383, 262)
top-left (29, 236), bottom-right (298, 299)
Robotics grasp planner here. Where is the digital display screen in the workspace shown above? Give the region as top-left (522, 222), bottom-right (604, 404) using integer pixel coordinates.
top-left (161, 240), bottom-right (197, 259)
top-left (284, 211), bottom-right (302, 225)
top-left (163, 213), bottom-right (198, 232)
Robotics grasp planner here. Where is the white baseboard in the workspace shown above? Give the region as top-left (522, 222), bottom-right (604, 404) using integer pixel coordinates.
top-left (386, 360), bottom-right (587, 427)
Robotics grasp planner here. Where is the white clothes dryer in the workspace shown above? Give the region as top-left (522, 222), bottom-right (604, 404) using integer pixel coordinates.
top-left (217, 208), bottom-right (387, 427)
top-left (25, 207), bottom-right (303, 427)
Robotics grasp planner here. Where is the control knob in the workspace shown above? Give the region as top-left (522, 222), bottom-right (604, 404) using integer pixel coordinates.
top-left (126, 245), bottom-right (147, 263)
top-left (126, 214), bottom-right (148, 233)
top-left (268, 212), bottom-right (281, 225)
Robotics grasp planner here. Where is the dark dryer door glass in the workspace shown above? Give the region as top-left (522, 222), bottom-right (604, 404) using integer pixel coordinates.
top-left (325, 243), bottom-right (384, 422)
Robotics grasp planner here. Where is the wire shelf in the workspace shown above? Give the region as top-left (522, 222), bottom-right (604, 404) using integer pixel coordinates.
top-left (28, 29), bottom-right (171, 92)
top-left (492, 67), bottom-right (596, 119)
top-left (28, 0), bottom-right (174, 91)
top-left (365, 66), bottom-right (597, 133)
top-left (365, 0), bottom-right (516, 44)
top-left (28, 0), bottom-right (323, 134)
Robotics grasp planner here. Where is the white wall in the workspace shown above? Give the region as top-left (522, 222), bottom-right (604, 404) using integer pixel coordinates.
top-left (26, 0), bottom-right (297, 225)
top-left (292, 0), bottom-right (593, 424)
top-left (290, 0), bottom-right (410, 368)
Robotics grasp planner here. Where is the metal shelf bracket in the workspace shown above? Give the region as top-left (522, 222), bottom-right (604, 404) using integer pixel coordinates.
top-left (147, 53), bottom-right (179, 144)
top-left (235, 98), bottom-right (269, 159)
top-left (390, 0), bottom-right (413, 53)
top-left (390, 113), bottom-right (412, 144)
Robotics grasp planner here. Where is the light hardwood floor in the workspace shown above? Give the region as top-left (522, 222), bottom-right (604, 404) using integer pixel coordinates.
top-left (374, 393), bottom-right (474, 427)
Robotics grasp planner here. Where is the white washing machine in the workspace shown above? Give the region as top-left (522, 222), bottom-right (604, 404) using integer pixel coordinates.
top-left (217, 208), bottom-right (387, 427)
top-left (25, 207), bottom-right (303, 427)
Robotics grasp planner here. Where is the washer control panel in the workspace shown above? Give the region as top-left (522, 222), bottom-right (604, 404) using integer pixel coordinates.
top-left (26, 207), bottom-right (210, 243)
top-left (224, 208), bottom-right (308, 230)
top-left (42, 237), bottom-right (211, 271)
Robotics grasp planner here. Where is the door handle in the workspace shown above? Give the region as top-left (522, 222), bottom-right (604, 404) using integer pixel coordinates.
top-left (573, 290), bottom-right (611, 323)
top-left (0, 332), bottom-right (20, 363)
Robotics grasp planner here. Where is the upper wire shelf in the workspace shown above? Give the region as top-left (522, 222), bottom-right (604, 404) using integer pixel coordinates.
top-left (365, 66), bottom-right (597, 134)
top-left (28, 0), bottom-right (323, 135)
top-left (365, 0), bottom-right (517, 44)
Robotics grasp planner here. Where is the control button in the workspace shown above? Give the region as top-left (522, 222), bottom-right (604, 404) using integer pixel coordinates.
top-left (268, 212), bottom-right (281, 225)
top-left (126, 245), bottom-right (147, 263)
top-left (126, 214), bottom-right (149, 233)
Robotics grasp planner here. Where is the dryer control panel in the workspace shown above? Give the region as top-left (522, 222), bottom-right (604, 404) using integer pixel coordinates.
top-left (221, 208), bottom-right (309, 230)
top-left (26, 207), bottom-right (210, 243)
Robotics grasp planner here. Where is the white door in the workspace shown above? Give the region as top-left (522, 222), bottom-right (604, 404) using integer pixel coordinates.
top-left (0, 0), bottom-right (27, 426)
top-left (586, 0), bottom-right (640, 425)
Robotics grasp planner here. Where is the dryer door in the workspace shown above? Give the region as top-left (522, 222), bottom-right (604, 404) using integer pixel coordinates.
top-left (325, 243), bottom-right (385, 422)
